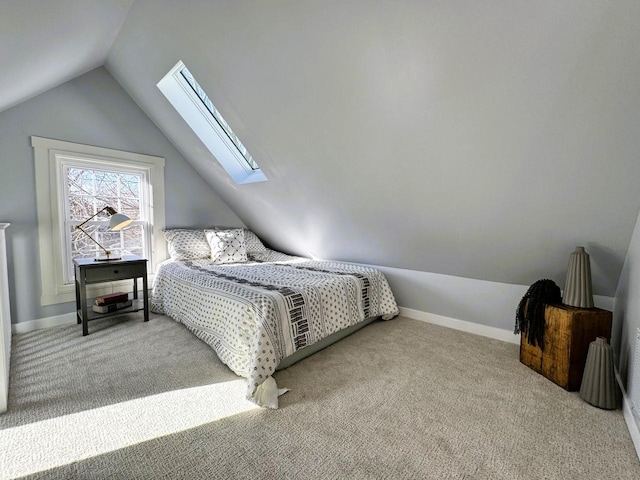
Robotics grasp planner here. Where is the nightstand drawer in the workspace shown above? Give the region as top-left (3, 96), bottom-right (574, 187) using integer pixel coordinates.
top-left (83, 262), bottom-right (145, 283)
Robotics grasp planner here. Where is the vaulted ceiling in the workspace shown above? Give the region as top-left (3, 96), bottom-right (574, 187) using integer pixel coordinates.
top-left (4, 0), bottom-right (640, 296)
top-left (0, 0), bottom-right (134, 112)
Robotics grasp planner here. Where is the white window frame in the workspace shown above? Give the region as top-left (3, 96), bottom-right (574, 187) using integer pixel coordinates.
top-left (32, 137), bottom-right (166, 306)
top-left (157, 60), bottom-right (267, 185)
top-left (60, 157), bottom-right (150, 285)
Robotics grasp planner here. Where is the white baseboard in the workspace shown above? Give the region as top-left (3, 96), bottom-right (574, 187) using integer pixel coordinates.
top-left (13, 289), bottom-right (149, 334)
top-left (399, 306), bottom-right (520, 345)
top-left (16, 305), bottom-right (520, 345)
top-left (616, 372), bottom-right (640, 461)
top-left (11, 312), bottom-right (76, 334)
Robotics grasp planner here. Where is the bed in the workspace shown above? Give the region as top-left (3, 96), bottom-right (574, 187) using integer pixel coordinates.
top-left (151, 228), bottom-right (399, 408)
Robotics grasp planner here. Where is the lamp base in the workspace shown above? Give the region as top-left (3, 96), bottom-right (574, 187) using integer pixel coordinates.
top-left (94, 256), bottom-right (122, 262)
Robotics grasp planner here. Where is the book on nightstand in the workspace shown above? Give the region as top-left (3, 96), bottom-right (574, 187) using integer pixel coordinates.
top-left (95, 292), bottom-right (129, 306)
top-left (92, 300), bottom-right (133, 314)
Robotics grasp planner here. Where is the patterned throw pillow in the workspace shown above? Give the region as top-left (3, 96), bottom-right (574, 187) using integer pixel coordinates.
top-left (244, 229), bottom-right (267, 253)
top-left (205, 229), bottom-right (248, 264)
top-left (163, 229), bottom-right (211, 260)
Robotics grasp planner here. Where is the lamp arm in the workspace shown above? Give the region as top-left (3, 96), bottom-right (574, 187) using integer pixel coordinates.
top-left (75, 225), bottom-right (111, 258)
top-left (76, 206), bottom-right (116, 230)
top-left (75, 206), bottom-right (117, 259)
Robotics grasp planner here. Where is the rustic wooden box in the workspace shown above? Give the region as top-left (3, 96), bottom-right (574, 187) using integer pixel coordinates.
top-left (519, 304), bottom-right (612, 391)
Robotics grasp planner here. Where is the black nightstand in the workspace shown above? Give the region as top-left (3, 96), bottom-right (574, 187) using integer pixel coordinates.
top-left (73, 255), bottom-right (149, 336)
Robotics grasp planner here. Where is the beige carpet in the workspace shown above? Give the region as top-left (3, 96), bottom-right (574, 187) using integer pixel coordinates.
top-left (0, 314), bottom-right (638, 479)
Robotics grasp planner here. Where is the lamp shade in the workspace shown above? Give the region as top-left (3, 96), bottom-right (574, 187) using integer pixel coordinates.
top-left (75, 206), bottom-right (132, 261)
top-left (109, 213), bottom-right (133, 231)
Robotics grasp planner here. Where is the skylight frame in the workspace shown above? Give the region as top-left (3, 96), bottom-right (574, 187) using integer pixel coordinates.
top-left (157, 61), bottom-right (267, 184)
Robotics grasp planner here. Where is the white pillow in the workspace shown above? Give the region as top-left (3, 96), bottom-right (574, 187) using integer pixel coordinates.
top-left (244, 229), bottom-right (267, 253)
top-left (163, 229), bottom-right (211, 260)
top-left (205, 229), bottom-right (248, 264)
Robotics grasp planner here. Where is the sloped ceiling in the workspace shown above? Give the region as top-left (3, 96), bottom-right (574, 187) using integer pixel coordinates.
top-left (0, 0), bottom-right (134, 113)
top-left (104, 0), bottom-right (640, 296)
top-left (5, 1), bottom-right (640, 297)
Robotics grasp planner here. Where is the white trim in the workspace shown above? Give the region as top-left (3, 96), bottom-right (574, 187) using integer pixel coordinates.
top-left (12, 312), bottom-right (76, 334)
top-left (58, 156), bottom-right (150, 284)
top-left (157, 60), bottom-right (267, 185)
top-left (399, 306), bottom-right (520, 345)
top-left (617, 371), bottom-right (640, 461)
top-left (623, 397), bottom-right (640, 460)
top-left (12, 285), bottom-right (150, 334)
top-left (32, 136), bottom-right (166, 306)
top-left (13, 306), bottom-right (521, 340)
top-left (0, 223), bottom-right (10, 414)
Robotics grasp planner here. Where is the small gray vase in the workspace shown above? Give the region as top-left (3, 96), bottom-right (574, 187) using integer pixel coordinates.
top-left (563, 246), bottom-right (594, 308)
top-left (579, 337), bottom-right (617, 410)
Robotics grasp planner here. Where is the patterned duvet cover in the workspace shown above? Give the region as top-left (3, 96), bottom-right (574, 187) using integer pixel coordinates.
top-left (150, 249), bottom-right (399, 407)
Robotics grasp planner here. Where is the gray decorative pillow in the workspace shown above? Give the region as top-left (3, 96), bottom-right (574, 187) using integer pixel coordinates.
top-left (163, 229), bottom-right (211, 260)
top-left (244, 229), bottom-right (267, 253)
top-left (205, 229), bottom-right (248, 264)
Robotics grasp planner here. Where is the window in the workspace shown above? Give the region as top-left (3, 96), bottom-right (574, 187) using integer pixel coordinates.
top-left (62, 162), bottom-right (147, 284)
top-left (157, 61), bottom-right (267, 184)
top-left (32, 137), bottom-right (166, 306)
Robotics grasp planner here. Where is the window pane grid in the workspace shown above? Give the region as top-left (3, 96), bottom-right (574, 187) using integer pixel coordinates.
top-left (65, 167), bottom-right (144, 221)
top-left (63, 164), bottom-right (147, 283)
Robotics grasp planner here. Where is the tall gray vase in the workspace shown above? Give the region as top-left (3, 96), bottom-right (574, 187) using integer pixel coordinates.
top-left (563, 246), bottom-right (594, 308)
top-left (579, 337), bottom-right (617, 410)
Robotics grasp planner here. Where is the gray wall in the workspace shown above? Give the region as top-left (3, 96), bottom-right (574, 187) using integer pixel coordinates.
top-left (0, 67), bottom-right (243, 325)
top-left (106, 0), bottom-right (640, 306)
top-left (374, 263), bottom-right (613, 334)
top-left (0, 2), bottom-right (637, 343)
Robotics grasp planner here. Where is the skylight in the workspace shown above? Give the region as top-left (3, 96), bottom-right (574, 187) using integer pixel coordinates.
top-left (157, 61), bottom-right (267, 184)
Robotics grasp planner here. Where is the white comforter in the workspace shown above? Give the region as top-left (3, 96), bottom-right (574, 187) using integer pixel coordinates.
top-left (150, 250), bottom-right (399, 407)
